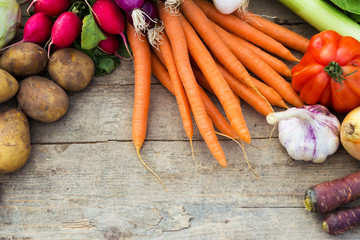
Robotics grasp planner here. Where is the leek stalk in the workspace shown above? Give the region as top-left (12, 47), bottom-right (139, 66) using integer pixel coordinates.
top-left (278, 0), bottom-right (360, 41)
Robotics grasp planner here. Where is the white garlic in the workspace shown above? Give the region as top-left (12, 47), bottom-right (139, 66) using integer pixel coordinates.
top-left (266, 105), bottom-right (340, 163)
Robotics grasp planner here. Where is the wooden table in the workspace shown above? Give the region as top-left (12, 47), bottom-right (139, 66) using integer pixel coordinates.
top-left (1, 0), bottom-right (360, 239)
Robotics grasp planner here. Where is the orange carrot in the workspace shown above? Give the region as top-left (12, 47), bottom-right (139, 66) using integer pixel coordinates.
top-left (211, 22), bottom-right (292, 78)
top-left (151, 53), bottom-right (237, 139)
top-left (250, 76), bottom-right (288, 109)
top-left (179, 14), bottom-right (251, 143)
top-left (158, 1), bottom-right (227, 167)
top-left (216, 62), bottom-right (280, 115)
top-left (240, 11), bottom-right (310, 53)
top-left (157, 33), bottom-right (194, 140)
top-left (151, 51), bottom-right (174, 95)
top-left (198, 87), bottom-right (238, 139)
top-left (212, 22), bottom-right (303, 107)
top-left (179, 0), bottom-right (257, 92)
top-left (127, 23), bottom-right (151, 153)
top-left (193, 0), bottom-right (299, 62)
top-left (192, 65), bottom-right (215, 95)
top-left (127, 23), bottom-right (165, 189)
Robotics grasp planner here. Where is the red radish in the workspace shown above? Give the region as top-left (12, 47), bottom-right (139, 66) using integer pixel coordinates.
top-left (0, 12), bottom-right (53, 51)
top-left (47, 12), bottom-right (81, 55)
top-left (92, 0), bottom-right (132, 58)
top-left (98, 33), bottom-right (131, 60)
top-left (27, 0), bottom-right (70, 17)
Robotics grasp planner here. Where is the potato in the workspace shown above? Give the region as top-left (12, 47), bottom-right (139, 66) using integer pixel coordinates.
top-left (17, 76), bottom-right (69, 122)
top-left (0, 42), bottom-right (48, 77)
top-left (0, 69), bottom-right (19, 103)
top-left (0, 108), bottom-right (31, 174)
top-left (48, 48), bottom-right (95, 92)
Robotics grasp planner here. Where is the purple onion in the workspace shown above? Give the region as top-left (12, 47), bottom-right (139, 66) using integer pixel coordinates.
top-left (126, 0), bottom-right (158, 29)
top-left (115, 0), bottom-right (144, 12)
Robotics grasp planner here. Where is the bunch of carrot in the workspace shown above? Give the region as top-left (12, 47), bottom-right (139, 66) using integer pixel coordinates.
top-left (127, 0), bottom-right (309, 183)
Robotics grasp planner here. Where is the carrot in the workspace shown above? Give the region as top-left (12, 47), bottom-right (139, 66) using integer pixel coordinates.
top-left (150, 51), bottom-right (174, 95)
top-left (179, 14), bottom-right (251, 143)
top-left (179, 0), bottom-right (257, 92)
top-left (240, 11), bottom-right (310, 53)
top-left (212, 22), bottom-right (303, 107)
top-left (198, 87), bottom-right (238, 139)
top-left (304, 171), bottom-right (360, 214)
top-left (215, 62), bottom-right (278, 115)
top-left (157, 33), bottom-right (194, 141)
top-left (127, 23), bottom-right (165, 189)
top-left (151, 52), bottom-right (238, 140)
top-left (158, 1), bottom-right (227, 167)
top-left (250, 76), bottom-right (288, 109)
top-left (193, 0), bottom-right (299, 62)
top-left (322, 206), bottom-right (360, 235)
top-left (212, 23), bottom-right (292, 78)
top-left (192, 64), bottom-right (215, 95)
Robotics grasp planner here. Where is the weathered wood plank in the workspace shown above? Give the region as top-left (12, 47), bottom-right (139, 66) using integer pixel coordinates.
top-left (1, 141), bottom-right (360, 239)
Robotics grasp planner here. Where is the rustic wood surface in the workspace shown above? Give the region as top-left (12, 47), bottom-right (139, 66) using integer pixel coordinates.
top-left (1, 0), bottom-right (360, 239)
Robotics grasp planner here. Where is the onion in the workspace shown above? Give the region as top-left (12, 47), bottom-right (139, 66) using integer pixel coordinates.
top-left (213, 0), bottom-right (248, 15)
top-left (340, 106), bottom-right (360, 160)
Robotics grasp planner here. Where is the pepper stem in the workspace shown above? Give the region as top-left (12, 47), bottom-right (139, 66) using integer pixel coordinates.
top-left (324, 61), bottom-right (358, 86)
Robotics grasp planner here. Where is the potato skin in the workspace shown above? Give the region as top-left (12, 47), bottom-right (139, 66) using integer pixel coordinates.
top-left (0, 108), bottom-right (31, 174)
top-left (48, 48), bottom-right (95, 92)
top-left (17, 76), bottom-right (69, 122)
top-left (0, 42), bottom-right (48, 77)
top-left (0, 69), bottom-right (19, 103)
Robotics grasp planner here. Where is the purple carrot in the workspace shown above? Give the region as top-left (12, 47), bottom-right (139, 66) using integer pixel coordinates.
top-left (322, 206), bottom-right (360, 235)
top-left (27, 0), bottom-right (70, 17)
top-left (304, 171), bottom-right (360, 214)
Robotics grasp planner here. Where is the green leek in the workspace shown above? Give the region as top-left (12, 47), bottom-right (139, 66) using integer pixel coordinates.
top-left (278, 0), bottom-right (360, 41)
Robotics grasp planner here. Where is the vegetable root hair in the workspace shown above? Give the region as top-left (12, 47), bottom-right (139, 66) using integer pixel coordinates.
top-left (132, 9), bottom-right (155, 35)
top-left (236, 0), bottom-right (249, 17)
top-left (164, 0), bottom-right (182, 14)
top-left (136, 147), bottom-right (167, 190)
top-left (147, 21), bottom-right (165, 49)
top-left (215, 131), bottom-right (262, 180)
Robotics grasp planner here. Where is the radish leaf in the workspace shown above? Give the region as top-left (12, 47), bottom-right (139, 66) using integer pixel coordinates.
top-left (81, 12), bottom-right (107, 50)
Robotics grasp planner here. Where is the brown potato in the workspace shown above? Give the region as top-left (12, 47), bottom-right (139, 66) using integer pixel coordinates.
top-left (0, 108), bottom-right (31, 174)
top-left (0, 42), bottom-right (48, 77)
top-left (17, 76), bottom-right (69, 122)
top-left (0, 69), bottom-right (19, 103)
top-left (48, 48), bottom-right (95, 92)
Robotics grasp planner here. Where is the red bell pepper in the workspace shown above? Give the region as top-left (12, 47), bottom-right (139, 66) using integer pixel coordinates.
top-left (292, 30), bottom-right (360, 113)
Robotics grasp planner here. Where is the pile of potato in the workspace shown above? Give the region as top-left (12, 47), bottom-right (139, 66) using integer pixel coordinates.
top-left (0, 42), bottom-right (95, 173)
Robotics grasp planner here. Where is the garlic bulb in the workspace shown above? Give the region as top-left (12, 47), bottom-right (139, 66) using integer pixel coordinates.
top-left (266, 105), bottom-right (340, 163)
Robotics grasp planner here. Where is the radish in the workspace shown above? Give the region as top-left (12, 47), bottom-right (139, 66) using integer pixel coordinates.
top-left (0, 12), bottom-right (53, 51)
top-left (98, 32), bottom-right (131, 60)
top-left (47, 11), bottom-right (81, 55)
top-left (92, 0), bottom-right (132, 57)
top-left (27, 0), bottom-right (70, 17)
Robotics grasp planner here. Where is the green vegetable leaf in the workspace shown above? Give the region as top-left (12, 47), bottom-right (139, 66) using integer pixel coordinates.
top-left (329, 0), bottom-right (360, 15)
top-left (74, 40), bottom-right (120, 76)
top-left (81, 12), bottom-right (107, 50)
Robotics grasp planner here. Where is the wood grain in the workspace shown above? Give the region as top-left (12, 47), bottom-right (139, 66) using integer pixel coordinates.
top-left (1, 1), bottom-right (357, 239)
